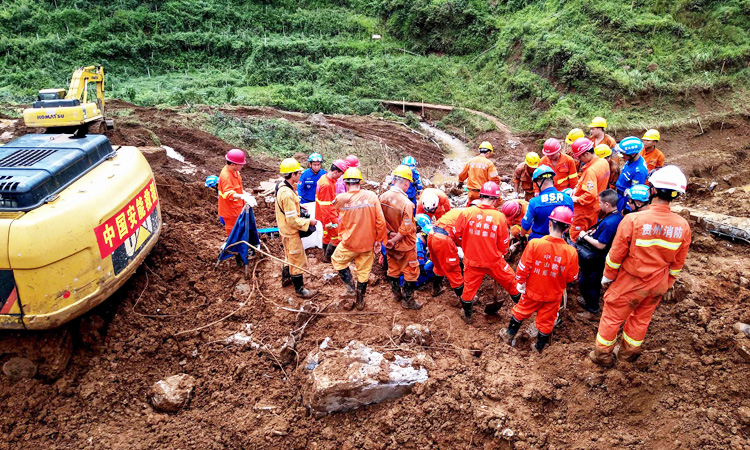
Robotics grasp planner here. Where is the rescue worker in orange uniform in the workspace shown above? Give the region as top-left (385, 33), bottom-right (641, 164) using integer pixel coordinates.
top-left (417, 188), bottom-right (452, 221)
top-left (590, 165), bottom-right (691, 367)
top-left (565, 128), bottom-right (586, 173)
top-left (275, 158), bottom-right (318, 298)
top-left (501, 199), bottom-right (528, 241)
top-left (331, 167), bottom-right (388, 311)
top-left (640, 129), bottom-right (665, 173)
top-left (218, 149), bottom-right (257, 236)
top-left (427, 207), bottom-right (466, 305)
top-left (458, 141), bottom-right (500, 206)
top-left (588, 116), bottom-right (617, 148)
top-left (315, 159), bottom-right (348, 263)
top-left (540, 138), bottom-right (578, 191)
top-left (513, 152), bottom-right (541, 201)
top-left (380, 165), bottom-right (422, 310)
top-left (505, 206), bottom-right (578, 353)
top-left (569, 138), bottom-right (610, 241)
top-left (454, 181), bottom-right (521, 322)
top-left (595, 144), bottom-right (620, 190)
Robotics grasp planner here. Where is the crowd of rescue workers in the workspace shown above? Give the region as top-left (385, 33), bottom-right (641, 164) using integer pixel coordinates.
top-left (214, 116), bottom-right (689, 368)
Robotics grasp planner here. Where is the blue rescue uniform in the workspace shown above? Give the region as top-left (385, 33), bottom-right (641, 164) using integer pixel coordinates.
top-left (615, 156), bottom-right (647, 212)
top-left (521, 186), bottom-right (574, 240)
top-left (297, 168), bottom-right (326, 204)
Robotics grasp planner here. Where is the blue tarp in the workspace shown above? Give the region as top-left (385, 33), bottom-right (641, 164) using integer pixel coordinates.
top-left (218, 206), bottom-right (261, 266)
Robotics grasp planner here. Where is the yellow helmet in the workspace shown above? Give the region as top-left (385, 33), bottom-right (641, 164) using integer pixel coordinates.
top-left (594, 144), bottom-right (612, 159)
top-left (588, 116), bottom-right (608, 129)
top-left (642, 129), bottom-right (660, 141)
top-left (343, 167), bottom-right (363, 181)
top-left (478, 141), bottom-right (494, 153)
top-left (565, 128), bottom-right (585, 145)
top-left (392, 164), bottom-right (414, 182)
top-left (525, 152), bottom-right (540, 168)
top-left (280, 158), bottom-right (302, 174)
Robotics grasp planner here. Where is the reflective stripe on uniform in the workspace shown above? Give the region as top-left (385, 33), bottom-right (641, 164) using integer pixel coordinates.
top-left (556, 173), bottom-right (578, 184)
top-left (622, 332), bottom-right (644, 347)
top-left (219, 189), bottom-right (236, 199)
top-left (669, 268), bottom-right (682, 276)
top-left (596, 333), bottom-right (616, 347)
top-left (605, 254), bottom-right (621, 269)
top-left (316, 200), bottom-right (333, 206)
top-left (635, 238), bottom-right (681, 250)
top-left (284, 210), bottom-right (298, 217)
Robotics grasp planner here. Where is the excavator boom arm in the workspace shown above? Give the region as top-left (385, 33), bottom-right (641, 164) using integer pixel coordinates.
top-left (65, 65), bottom-right (105, 111)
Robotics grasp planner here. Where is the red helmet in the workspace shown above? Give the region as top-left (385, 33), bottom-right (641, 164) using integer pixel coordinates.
top-left (548, 206), bottom-right (574, 225)
top-left (332, 159), bottom-right (349, 172)
top-left (226, 149), bottom-right (246, 165)
top-left (571, 137), bottom-right (594, 158)
top-left (501, 200), bottom-right (520, 218)
top-left (542, 138), bottom-right (561, 156)
top-left (479, 181), bottom-right (501, 198)
top-left (345, 154), bottom-right (360, 168)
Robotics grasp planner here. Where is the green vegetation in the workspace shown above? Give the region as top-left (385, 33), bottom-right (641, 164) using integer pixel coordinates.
top-left (437, 109), bottom-right (496, 139)
top-left (205, 112), bottom-right (310, 158)
top-left (0, 0), bottom-right (748, 133)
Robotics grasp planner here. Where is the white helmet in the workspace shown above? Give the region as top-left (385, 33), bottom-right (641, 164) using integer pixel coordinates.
top-left (421, 191), bottom-right (439, 213)
top-left (649, 165), bottom-right (686, 194)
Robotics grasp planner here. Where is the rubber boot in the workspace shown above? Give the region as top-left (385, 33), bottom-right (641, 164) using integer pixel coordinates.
top-left (533, 332), bottom-right (551, 353)
top-left (281, 266), bottom-right (292, 288)
top-left (431, 276), bottom-right (445, 297)
top-left (322, 243), bottom-right (336, 263)
top-left (505, 316), bottom-right (522, 345)
top-left (589, 347), bottom-right (616, 368)
top-left (355, 282), bottom-right (368, 311)
top-left (401, 281), bottom-right (423, 310)
top-left (388, 276), bottom-right (404, 303)
top-left (449, 285), bottom-right (464, 308)
top-left (338, 268), bottom-right (356, 297)
top-left (510, 292), bottom-right (522, 304)
top-left (460, 300), bottom-right (473, 323)
top-left (484, 300), bottom-right (502, 315)
top-left (291, 275), bottom-right (316, 299)
top-left (235, 254), bottom-right (244, 268)
top-left (615, 341), bottom-right (641, 363)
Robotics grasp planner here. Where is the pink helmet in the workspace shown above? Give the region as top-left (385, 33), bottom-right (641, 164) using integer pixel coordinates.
top-left (332, 159), bottom-right (349, 172)
top-left (226, 149), bottom-right (246, 165)
top-left (571, 137), bottom-right (594, 158)
top-left (548, 206), bottom-right (574, 225)
top-left (345, 155), bottom-right (360, 168)
top-left (501, 200), bottom-right (520, 218)
top-left (542, 138), bottom-right (561, 156)
top-left (479, 181), bottom-right (501, 198)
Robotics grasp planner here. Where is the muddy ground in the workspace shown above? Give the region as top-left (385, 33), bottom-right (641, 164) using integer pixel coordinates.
top-left (1, 102), bottom-right (749, 449)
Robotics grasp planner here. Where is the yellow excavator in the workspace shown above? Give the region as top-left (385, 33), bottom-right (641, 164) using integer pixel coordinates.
top-left (0, 133), bottom-right (160, 377)
top-left (22, 65), bottom-right (114, 136)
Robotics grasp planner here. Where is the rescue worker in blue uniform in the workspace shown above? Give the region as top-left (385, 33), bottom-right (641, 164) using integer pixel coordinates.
top-left (520, 165), bottom-right (574, 240)
top-left (401, 155), bottom-right (423, 209)
top-left (615, 137), bottom-right (648, 213)
top-left (297, 152), bottom-right (326, 204)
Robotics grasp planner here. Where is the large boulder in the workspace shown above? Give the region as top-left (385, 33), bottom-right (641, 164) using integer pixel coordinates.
top-left (300, 340), bottom-right (429, 415)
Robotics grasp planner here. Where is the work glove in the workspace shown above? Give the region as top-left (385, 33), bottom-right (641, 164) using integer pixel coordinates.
top-left (241, 193), bottom-right (257, 207)
top-left (516, 283), bottom-right (526, 294)
top-left (601, 276), bottom-right (614, 287)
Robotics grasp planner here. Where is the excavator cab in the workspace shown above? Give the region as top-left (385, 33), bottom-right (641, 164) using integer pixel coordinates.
top-left (37, 89), bottom-right (65, 101)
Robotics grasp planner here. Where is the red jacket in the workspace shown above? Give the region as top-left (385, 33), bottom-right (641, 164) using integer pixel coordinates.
top-left (604, 204), bottom-right (691, 284)
top-left (454, 204), bottom-right (510, 268)
top-left (416, 188), bottom-right (452, 221)
top-left (315, 173), bottom-right (338, 226)
top-left (540, 153), bottom-right (578, 191)
top-left (515, 235), bottom-right (578, 302)
top-left (574, 157), bottom-right (610, 212)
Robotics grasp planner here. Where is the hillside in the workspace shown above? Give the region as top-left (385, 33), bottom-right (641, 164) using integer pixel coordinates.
top-left (1, 0), bottom-right (749, 131)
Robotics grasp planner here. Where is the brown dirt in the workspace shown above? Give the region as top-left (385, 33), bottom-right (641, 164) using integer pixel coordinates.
top-left (1, 103), bottom-right (750, 449)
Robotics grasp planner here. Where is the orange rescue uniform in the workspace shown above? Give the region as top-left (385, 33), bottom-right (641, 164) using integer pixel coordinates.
top-left (513, 163), bottom-right (539, 201)
top-left (331, 188), bottom-right (388, 283)
top-left (540, 153), bottom-right (579, 191)
top-left (458, 155), bottom-right (500, 205)
top-left (380, 187), bottom-right (419, 281)
top-left (218, 165), bottom-right (244, 235)
top-left (427, 208), bottom-right (465, 289)
top-left (596, 204), bottom-right (691, 356)
top-left (275, 181), bottom-right (312, 276)
top-left (315, 174), bottom-right (340, 246)
top-left (590, 134), bottom-right (617, 149)
top-left (640, 148), bottom-right (665, 172)
top-left (512, 235), bottom-right (579, 334)
top-left (454, 204), bottom-right (519, 302)
top-left (416, 188), bottom-right (452, 221)
top-left (571, 157), bottom-right (610, 240)
top-left (506, 199), bottom-right (528, 239)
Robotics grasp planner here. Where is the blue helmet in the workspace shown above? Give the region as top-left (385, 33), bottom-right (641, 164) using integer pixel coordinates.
top-left (415, 213), bottom-right (433, 234)
top-left (205, 175), bottom-right (219, 189)
top-left (402, 155), bottom-right (417, 167)
top-left (562, 188), bottom-right (574, 197)
top-left (627, 184), bottom-right (650, 203)
top-left (618, 136), bottom-right (644, 155)
top-left (308, 152), bottom-right (323, 162)
top-left (532, 164), bottom-right (556, 181)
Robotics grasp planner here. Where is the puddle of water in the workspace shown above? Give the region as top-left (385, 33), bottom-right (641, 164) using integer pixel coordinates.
top-left (419, 123), bottom-right (472, 184)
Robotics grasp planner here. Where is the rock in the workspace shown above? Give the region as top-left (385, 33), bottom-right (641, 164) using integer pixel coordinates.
top-left (234, 283), bottom-right (252, 297)
top-left (737, 406), bottom-right (750, 425)
top-left (697, 307), bottom-right (712, 326)
top-left (310, 113), bottom-right (329, 127)
top-left (300, 340), bottom-right (429, 415)
top-left (735, 341), bottom-right (750, 363)
top-left (391, 324), bottom-right (405, 339)
top-left (2, 357), bottom-right (37, 380)
top-left (150, 374), bottom-right (196, 412)
top-left (734, 322), bottom-right (750, 338)
top-left (402, 324), bottom-right (433, 346)
top-left (585, 373), bottom-right (605, 388)
top-left (225, 324), bottom-right (259, 350)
